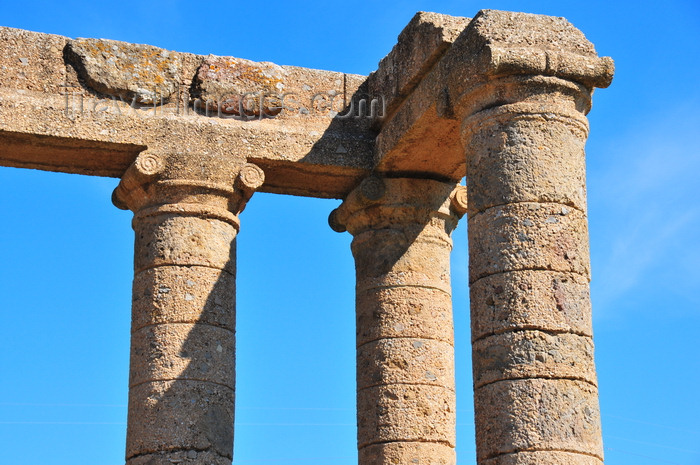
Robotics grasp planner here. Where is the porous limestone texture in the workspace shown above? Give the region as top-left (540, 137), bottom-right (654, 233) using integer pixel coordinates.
top-left (0, 26), bottom-right (372, 198)
top-left (368, 11), bottom-right (471, 123)
top-left (192, 56), bottom-right (287, 117)
top-left (113, 152), bottom-right (264, 465)
top-left (66, 38), bottom-right (183, 104)
top-left (331, 178), bottom-right (467, 465)
top-left (482, 450), bottom-right (603, 465)
top-left (369, 11), bottom-right (472, 181)
top-left (449, 10), bottom-right (613, 464)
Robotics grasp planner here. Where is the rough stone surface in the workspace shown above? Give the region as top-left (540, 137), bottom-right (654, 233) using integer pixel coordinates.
top-left (334, 178), bottom-right (462, 463)
top-left (470, 270), bottom-right (593, 341)
top-left (452, 13), bottom-right (610, 463)
top-left (126, 380), bottom-right (234, 460)
top-left (482, 451), bottom-right (603, 465)
top-left (133, 214), bottom-right (238, 273)
top-left (360, 442), bottom-right (456, 465)
top-left (193, 56), bottom-right (286, 117)
top-left (372, 8), bottom-right (613, 186)
top-left (444, 9), bottom-right (614, 110)
top-left (66, 37), bottom-right (183, 104)
top-left (474, 379), bottom-right (603, 461)
top-left (357, 384), bottom-right (456, 447)
top-left (472, 330), bottom-right (597, 388)
top-left (368, 11), bottom-right (470, 122)
top-left (368, 12), bottom-right (472, 181)
top-left (468, 202), bottom-right (590, 283)
top-left (128, 449), bottom-right (232, 465)
top-left (357, 338), bottom-right (455, 388)
top-left (131, 266), bottom-right (236, 332)
top-left (356, 287), bottom-right (454, 345)
top-left (0, 27), bottom-right (373, 199)
top-left (129, 323), bottom-right (235, 388)
top-left (0, 27), bottom-right (68, 94)
top-left (464, 109), bottom-right (589, 214)
top-left (352, 226), bottom-right (453, 293)
top-left (113, 153), bottom-right (261, 464)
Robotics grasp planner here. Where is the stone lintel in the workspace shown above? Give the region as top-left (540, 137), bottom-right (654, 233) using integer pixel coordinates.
top-left (0, 26), bottom-right (373, 199)
top-left (372, 9), bottom-right (614, 182)
top-left (367, 11), bottom-right (471, 124)
top-left (368, 12), bottom-right (470, 182)
top-left (0, 129), bottom-right (146, 177)
top-left (0, 10), bottom-right (613, 198)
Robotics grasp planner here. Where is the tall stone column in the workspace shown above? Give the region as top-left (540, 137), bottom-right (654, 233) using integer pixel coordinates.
top-left (330, 177), bottom-right (467, 465)
top-left (113, 152), bottom-right (264, 465)
top-left (463, 87), bottom-right (603, 465)
top-left (447, 11), bottom-right (615, 465)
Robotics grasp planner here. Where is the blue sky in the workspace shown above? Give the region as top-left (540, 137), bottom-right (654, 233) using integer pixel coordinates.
top-left (0, 1), bottom-right (698, 464)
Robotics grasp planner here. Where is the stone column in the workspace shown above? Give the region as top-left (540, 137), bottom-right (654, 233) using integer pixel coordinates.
top-left (448, 12), bottom-right (615, 465)
top-left (113, 152), bottom-right (264, 465)
top-left (463, 82), bottom-right (604, 465)
top-left (330, 177), bottom-right (467, 465)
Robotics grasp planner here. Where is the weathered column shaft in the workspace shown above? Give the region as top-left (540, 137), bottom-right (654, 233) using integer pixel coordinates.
top-left (438, 11), bottom-right (615, 464)
top-left (113, 153), bottom-right (264, 465)
top-left (462, 79), bottom-right (603, 465)
top-left (330, 177), bottom-right (467, 465)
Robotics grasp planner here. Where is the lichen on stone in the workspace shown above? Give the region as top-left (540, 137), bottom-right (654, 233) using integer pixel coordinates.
top-left (192, 55), bottom-right (287, 117)
top-left (66, 38), bottom-right (182, 104)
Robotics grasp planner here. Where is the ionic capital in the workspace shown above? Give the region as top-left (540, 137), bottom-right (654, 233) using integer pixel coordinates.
top-left (112, 151), bottom-right (265, 228)
top-left (329, 176), bottom-right (466, 236)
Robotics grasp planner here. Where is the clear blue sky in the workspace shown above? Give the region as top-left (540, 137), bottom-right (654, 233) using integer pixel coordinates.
top-left (0, 1), bottom-right (698, 464)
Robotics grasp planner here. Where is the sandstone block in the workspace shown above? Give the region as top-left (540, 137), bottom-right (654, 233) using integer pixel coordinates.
top-left (474, 379), bottom-right (603, 461)
top-left (468, 202), bottom-right (590, 282)
top-left (131, 265), bottom-right (235, 332)
top-left (356, 287), bottom-right (454, 346)
top-left (368, 11), bottom-right (470, 118)
top-left (333, 177), bottom-right (458, 235)
top-left (352, 227), bottom-right (452, 293)
top-left (133, 214), bottom-right (237, 273)
top-left (66, 37), bottom-right (182, 104)
top-left (0, 27), bottom-right (69, 94)
top-left (444, 9), bottom-right (613, 110)
top-left (470, 270), bottom-right (592, 341)
top-left (192, 56), bottom-right (286, 117)
top-left (357, 338), bottom-right (454, 389)
top-left (127, 449), bottom-right (232, 465)
top-left (472, 331), bottom-right (596, 388)
top-left (359, 442), bottom-right (456, 465)
top-left (482, 450), bottom-right (603, 465)
top-left (129, 323), bottom-right (234, 388)
top-left (127, 380), bottom-right (234, 459)
top-left (465, 115), bottom-right (587, 213)
top-left (357, 384), bottom-right (455, 448)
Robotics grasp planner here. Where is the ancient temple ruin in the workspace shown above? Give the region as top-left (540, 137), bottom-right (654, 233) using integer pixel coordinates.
top-left (0, 9), bottom-right (614, 465)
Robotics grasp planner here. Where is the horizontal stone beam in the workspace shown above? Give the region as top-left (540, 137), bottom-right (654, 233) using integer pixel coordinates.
top-left (370, 9), bottom-right (614, 182)
top-left (0, 26), bottom-right (374, 198)
top-left (0, 10), bottom-right (614, 198)
top-left (367, 12), bottom-right (471, 181)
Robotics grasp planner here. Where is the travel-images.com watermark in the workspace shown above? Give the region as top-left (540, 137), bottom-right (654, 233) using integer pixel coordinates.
top-left (60, 84), bottom-right (387, 121)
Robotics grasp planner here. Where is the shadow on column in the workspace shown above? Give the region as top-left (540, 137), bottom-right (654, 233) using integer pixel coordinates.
top-left (126, 216), bottom-right (239, 465)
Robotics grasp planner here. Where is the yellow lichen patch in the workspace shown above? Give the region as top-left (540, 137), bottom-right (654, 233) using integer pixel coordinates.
top-left (194, 55), bottom-right (287, 117)
top-left (67, 38), bottom-right (182, 104)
